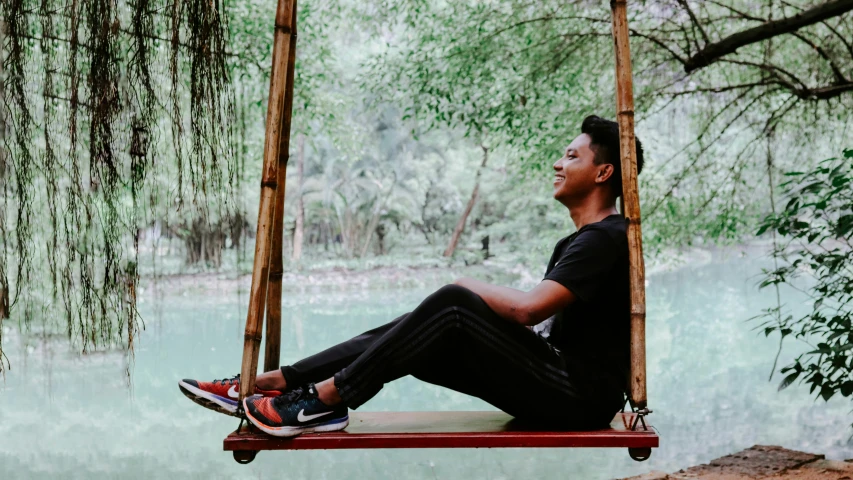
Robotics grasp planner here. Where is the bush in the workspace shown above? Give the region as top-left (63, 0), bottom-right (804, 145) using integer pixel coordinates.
top-left (756, 148), bottom-right (853, 406)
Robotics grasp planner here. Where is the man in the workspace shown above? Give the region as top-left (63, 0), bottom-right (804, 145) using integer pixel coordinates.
top-left (179, 115), bottom-right (644, 437)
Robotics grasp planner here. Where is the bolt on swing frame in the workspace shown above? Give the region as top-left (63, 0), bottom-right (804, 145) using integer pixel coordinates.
top-left (227, 0), bottom-right (654, 464)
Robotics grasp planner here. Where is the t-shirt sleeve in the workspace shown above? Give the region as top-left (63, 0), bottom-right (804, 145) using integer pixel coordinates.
top-left (543, 228), bottom-right (619, 302)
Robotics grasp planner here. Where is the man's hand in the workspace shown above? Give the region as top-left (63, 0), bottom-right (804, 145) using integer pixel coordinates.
top-left (453, 277), bottom-right (576, 326)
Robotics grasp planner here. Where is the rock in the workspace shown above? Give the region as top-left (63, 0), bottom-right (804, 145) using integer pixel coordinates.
top-left (628, 471), bottom-right (670, 480)
top-left (624, 445), bottom-right (831, 479)
top-left (680, 445), bottom-right (824, 478)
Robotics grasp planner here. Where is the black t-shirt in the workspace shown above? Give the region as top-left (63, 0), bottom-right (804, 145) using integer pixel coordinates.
top-left (541, 214), bottom-right (630, 402)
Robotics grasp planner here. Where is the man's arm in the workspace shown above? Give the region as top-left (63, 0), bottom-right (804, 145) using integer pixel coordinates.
top-left (453, 277), bottom-right (576, 326)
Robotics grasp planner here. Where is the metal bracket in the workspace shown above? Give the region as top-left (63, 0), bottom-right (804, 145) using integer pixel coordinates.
top-left (235, 402), bottom-right (249, 433)
top-left (630, 407), bottom-right (652, 431)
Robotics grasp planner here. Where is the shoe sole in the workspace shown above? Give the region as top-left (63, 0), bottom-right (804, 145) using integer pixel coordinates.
top-left (243, 398), bottom-right (349, 438)
top-left (178, 380), bottom-right (240, 417)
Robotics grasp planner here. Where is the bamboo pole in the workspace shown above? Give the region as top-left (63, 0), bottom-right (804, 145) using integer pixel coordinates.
top-left (264, 0), bottom-right (298, 374)
top-left (239, 0), bottom-right (296, 402)
top-left (610, 0), bottom-right (647, 409)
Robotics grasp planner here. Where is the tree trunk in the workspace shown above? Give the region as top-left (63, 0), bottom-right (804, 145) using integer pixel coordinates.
top-left (291, 133), bottom-right (305, 262)
top-left (0, 283), bottom-right (7, 320)
top-left (181, 218), bottom-right (225, 267)
top-left (359, 177), bottom-right (396, 258)
top-left (376, 224), bottom-right (387, 255)
top-left (444, 144), bottom-right (488, 257)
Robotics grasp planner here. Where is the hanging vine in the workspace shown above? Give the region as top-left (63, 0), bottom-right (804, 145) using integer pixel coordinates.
top-left (0, 0), bottom-right (236, 370)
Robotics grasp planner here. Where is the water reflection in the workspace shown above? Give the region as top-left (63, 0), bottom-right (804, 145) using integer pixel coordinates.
top-left (0, 252), bottom-right (850, 480)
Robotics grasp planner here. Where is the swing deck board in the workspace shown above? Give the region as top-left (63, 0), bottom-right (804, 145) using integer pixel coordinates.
top-left (223, 411), bottom-right (658, 451)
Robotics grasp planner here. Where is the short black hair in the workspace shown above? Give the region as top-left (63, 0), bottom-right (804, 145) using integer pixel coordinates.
top-left (580, 115), bottom-right (644, 198)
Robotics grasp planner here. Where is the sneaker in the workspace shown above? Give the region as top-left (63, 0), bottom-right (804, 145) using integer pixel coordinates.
top-left (178, 374), bottom-right (282, 417)
top-left (243, 384), bottom-right (349, 437)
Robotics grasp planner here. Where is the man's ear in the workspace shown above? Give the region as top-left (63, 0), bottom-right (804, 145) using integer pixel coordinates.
top-left (595, 163), bottom-right (614, 184)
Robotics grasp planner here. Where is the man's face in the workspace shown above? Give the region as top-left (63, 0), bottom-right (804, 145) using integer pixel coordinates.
top-left (552, 133), bottom-right (608, 205)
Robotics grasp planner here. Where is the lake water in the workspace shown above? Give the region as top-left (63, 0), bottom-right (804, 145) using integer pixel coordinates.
top-left (1, 252), bottom-right (851, 479)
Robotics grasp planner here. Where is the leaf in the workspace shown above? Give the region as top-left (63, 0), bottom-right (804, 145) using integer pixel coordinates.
top-left (806, 348), bottom-right (830, 355)
top-left (836, 214), bottom-right (853, 237)
top-left (778, 371), bottom-right (800, 391)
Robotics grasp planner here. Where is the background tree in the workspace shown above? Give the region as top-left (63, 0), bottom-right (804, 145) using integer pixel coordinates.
top-left (444, 143), bottom-right (488, 258)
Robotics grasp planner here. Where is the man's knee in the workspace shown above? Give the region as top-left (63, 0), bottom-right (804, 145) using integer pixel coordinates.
top-left (431, 283), bottom-right (480, 306)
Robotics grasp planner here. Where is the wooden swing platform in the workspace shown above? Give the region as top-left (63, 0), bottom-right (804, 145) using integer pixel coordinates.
top-left (224, 411), bottom-right (658, 451)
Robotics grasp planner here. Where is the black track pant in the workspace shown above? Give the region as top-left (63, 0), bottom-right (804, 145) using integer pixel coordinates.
top-left (280, 284), bottom-right (620, 428)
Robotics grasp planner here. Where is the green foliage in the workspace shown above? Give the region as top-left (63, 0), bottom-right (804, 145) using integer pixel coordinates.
top-left (293, 105), bottom-right (483, 259)
top-left (360, 0), bottom-right (853, 252)
top-left (756, 148), bottom-right (853, 408)
top-left (361, 0), bottom-right (608, 163)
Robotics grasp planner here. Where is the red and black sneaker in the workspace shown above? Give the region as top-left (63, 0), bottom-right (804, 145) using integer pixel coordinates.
top-left (179, 374), bottom-right (282, 417)
top-left (243, 384), bottom-right (349, 437)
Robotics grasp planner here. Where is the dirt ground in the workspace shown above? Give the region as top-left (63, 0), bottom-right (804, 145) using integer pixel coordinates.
top-left (626, 446), bottom-right (853, 480)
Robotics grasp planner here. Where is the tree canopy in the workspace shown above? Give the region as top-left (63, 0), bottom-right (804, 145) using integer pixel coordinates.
top-left (363, 0), bottom-right (853, 248)
top-left (1, 0), bottom-right (852, 374)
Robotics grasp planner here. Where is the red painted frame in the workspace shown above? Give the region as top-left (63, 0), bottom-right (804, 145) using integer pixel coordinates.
top-left (224, 411), bottom-right (659, 451)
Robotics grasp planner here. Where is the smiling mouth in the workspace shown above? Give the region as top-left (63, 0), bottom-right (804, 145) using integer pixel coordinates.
top-left (554, 175), bottom-right (565, 184)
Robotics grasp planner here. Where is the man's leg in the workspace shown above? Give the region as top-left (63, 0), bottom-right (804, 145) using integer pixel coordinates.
top-left (332, 284), bottom-right (617, 426)
top-left (247, 284), bottom-right (621, 431)
top-left (257, 315), bottom-right (406, 391)
top-left (180, 315), bottom-right (405, 415)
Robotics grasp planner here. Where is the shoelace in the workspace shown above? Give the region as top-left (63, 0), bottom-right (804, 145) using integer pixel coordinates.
top-left (273, 386), bottom-right (307, 408)
top-left (212, 374), bottom-right (240, 386)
